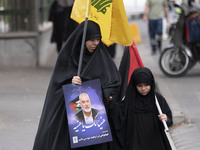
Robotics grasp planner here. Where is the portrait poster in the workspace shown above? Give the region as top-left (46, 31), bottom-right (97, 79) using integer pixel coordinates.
top-left (62, 79), bottom-right (112, 148)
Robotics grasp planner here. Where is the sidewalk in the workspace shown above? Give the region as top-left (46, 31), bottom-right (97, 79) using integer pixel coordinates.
top-left (0, 67), bottom-right (54, 150)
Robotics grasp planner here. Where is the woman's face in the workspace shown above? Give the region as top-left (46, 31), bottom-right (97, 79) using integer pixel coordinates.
top-left (136, 83), bottom-right (151, 96)
top-left (86, 37), bottom-right (100, 52)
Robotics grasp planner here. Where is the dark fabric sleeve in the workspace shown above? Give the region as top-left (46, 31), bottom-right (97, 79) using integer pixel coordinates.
top-left (48, 2), bottom-right (55, 21)
top-left (107, 100), bottom-right (127, 150)
top-left (108, 99), bottom-right (127, 130)
top-left (156, 92), bottom-right (173, 127)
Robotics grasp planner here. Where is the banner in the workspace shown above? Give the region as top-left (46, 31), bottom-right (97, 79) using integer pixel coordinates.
top-left (62, 79), bottom-right (112, 148)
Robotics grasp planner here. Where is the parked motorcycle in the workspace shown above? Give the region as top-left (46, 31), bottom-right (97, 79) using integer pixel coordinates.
top-left (159, 3), bottom-right (200, 77)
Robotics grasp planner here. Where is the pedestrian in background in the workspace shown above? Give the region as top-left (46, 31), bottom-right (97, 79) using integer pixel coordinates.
top-left (49, 0), bottom-right (78, 53)
top-left (109, 67), bottom-right (173, 150)
top-left (143, 0), bottom-right (169, 55)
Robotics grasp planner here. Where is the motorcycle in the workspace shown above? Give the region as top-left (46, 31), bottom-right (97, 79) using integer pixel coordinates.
top-left (159, 3), bottom-right (200, 77)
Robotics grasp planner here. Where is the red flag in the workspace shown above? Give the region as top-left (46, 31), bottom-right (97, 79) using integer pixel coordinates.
top-left (127, 41), bottom-right (144, 84)
top-left (116, 41), bottom-right (144, 101)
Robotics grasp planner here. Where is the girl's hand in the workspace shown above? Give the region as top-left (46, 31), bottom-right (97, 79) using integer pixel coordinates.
top-left (72, 76), bottom-right (82, 85)
top-left (158, 114), bottom-right (168, 122)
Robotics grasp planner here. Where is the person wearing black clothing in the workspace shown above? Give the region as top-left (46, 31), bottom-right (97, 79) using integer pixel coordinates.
top-left (33, 20), bottom-right (121, 150)
top-left (49, 0), bottom-right (78, 53)
top-left (109, 67), bottom-right (173, 150)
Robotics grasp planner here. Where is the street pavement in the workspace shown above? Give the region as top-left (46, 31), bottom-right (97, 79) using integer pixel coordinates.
top-left (1, 19), bottom-right (200, 150)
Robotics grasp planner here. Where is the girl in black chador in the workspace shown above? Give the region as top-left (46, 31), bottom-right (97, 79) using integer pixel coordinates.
top-left (33, 20), bottom-right (121, 150)
top-left (109, 67), bottom-right (173, 150)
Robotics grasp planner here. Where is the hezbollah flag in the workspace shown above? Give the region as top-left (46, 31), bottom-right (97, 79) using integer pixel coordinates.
top-left (71, 0), bottom-right (133, 46)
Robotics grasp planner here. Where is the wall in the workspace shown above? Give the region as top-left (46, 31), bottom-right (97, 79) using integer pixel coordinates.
top-left (38, 22), bottom-right (56, 67)
top-left (0, 22), bottom-right (56, 68)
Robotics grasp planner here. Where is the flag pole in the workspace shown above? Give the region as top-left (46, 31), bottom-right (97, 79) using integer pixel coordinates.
top-left (77, 0), bottom-right (90, 76)
top-left (155, 96), bottom-right (169, 132)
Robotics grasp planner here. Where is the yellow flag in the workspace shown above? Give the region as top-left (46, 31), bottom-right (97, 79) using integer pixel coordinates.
top-left (71, 0), bottom-right (133, 46)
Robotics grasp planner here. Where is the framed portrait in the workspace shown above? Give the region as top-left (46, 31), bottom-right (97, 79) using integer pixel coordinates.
top-left (62, 79), bottom-right (112, 148)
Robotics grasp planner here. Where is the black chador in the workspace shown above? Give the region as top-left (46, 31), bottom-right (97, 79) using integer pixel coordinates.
top-left (33, 21), bottom-right (121, 150)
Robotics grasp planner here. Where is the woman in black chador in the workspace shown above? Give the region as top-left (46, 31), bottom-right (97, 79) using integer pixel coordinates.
top-left (33, 20), bottom-right (121, 150)
top-left (109, 67), bottom-right (173, 150)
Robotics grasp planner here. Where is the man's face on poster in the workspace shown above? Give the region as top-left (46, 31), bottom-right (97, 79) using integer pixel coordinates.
top-left (79, 94), bottom-right (92, 113)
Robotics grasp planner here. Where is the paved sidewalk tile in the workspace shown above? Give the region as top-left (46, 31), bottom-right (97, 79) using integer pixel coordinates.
top-left (170, 123), bottom-right (200, 150)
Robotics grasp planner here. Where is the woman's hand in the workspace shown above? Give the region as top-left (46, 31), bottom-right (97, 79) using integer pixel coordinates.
top-left (158, 114), bottom-right (168, 122)
top-left (108, 96), bottom-right (113, 101)
top-left (72, 76), bottom-right (82, 85)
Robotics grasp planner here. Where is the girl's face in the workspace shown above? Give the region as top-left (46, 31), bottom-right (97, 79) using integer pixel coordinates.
top-left (136, 83), bottom-right (151, 96)
top-left (86, 37), bottom-right (100, 52)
